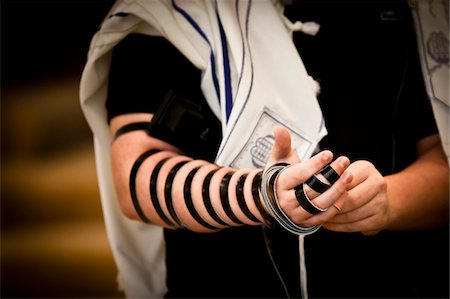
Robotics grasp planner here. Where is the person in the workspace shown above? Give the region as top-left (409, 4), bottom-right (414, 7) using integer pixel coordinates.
top-left (79, 0), bottom-right (449, 298)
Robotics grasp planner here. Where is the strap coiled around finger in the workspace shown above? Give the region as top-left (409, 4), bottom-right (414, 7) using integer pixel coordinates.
top-left (294, 184), bottom-right (327, 215)
top-left (305, 164), bottom-right (340, 193)
top-left (320, 164), bottom-right (339, 184)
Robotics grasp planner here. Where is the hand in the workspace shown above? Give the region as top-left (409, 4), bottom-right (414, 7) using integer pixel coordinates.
top-left (323, 160), bottom-right (390, 235)
top-left (266, 126), bottom-right (353, 228)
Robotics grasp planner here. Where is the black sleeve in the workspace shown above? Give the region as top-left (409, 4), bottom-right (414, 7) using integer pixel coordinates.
top-left (390, 18), bottom-right (439, 173)
top-left (286, 0), bottom-right (438, 174)
top-left (395, 35), bottom-right (438, 144)
top-left (106, 33), bottom-right (222, 160)
top-left (105, 33), bottom-right (204, 122)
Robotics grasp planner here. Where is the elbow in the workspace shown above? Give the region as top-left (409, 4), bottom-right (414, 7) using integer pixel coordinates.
top-left (118, 193), bottom-right (141, 221)
top-left (114, 180), bottom-right (142, 221)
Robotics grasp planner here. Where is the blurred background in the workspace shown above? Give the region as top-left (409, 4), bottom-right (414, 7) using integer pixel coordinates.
top-left (1, 1), bottom-right (126, 297)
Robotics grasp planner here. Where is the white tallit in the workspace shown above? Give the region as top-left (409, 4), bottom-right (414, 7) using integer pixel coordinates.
top-left (79, 0), bottom-right (326, 297)
top-left (411, 0), bottom-right (450, 165)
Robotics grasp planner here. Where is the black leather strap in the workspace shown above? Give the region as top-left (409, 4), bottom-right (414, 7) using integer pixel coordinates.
top-left (202, 169), bottom-right (229, 226)
top-left (149, 158), bottom-right (176, 227)
top-left (321, 164), bottom-right (340, 184)
top-left (164, 160), bottom-right (189, 227)
top-left (252, 171), bottom-right (270, 220)
top-left (294, 184), bottom-right (326, 215)
top-left (305, 164), bottom-right (340, 193)
top-left (305, 175), bottom-right (330, 193)
top-left (220, 172), bottom-right (244, 225)
top-left (236, 174), bottom-right (260, 223)
top-left (129, 149), bottom-right (161, 222)
top-left (114, 122), bottom-right (150, 140)
top-left (184, 167), bottom-right (220, 230)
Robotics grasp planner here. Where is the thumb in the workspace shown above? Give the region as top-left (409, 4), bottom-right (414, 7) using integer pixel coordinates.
top-left (266, 126), bottom-right (297, 167)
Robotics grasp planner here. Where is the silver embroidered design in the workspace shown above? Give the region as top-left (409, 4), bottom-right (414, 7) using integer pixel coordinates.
top-left (250, 135), bottom-right (275, 168)
top-left (230, 108), bottom-right (313, 169)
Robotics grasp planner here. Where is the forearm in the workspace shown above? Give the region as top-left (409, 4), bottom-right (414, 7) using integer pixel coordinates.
top-left (385, 139), bottom-right (449, 230)
top-left (110, 115), bottom-right (269, 232)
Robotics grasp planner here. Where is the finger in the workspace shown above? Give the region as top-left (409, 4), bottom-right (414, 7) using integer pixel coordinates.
top-left (294, 156), bottom-right (351, 218)
top-left (327, 173), bottom-right (387, 225)
top-left (298, 193), bottom-right (348, 226)
top-left (266, 126), bottom-right (294, 166)
top-left (282, 171), bottom-right (353, 225)
top-left (278, 150), bottom-right (334, 190)
top-left (329, 198), bottom-right (387, 233)
top-left (331, 167), bottom-right (381, 218)
top-left (323, 213), bottom-right (379, 233)
top-left (321, 160), bottom-right (372, 215)
top-left (333, 196), bottom-right (346, 212)
top-left (343, 160), bottom-right (374, 190)
top-left (325, 198), bottom-right (387, 234)
top-left (362, 230), bottom-right (381, 236)
top-left (297, 171), bottom-right (353, 222)
top-left (304, 155), bottom-right (351, 198)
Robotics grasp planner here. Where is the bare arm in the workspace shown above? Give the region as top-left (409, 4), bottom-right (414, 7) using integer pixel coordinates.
top-left (109, 113), bottom-right (352, 233)
top-left (110, 113), bottom-right (267, 232)
top-left (385, 134), bottom-right (449, 230)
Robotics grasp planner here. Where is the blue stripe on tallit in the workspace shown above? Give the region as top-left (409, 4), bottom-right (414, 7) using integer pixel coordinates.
top-left (216, 10), bottom-right (233, 122)
top-left (172, 0), bottom-right (221, 105)
top-left (216, 0), bottom-right (254, 158)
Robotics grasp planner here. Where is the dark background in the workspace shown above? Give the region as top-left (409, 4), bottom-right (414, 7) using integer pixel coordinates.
top-left (1, 1), bottom-right (127, 298)
top-left (2, 1), bottom-right (113, 88)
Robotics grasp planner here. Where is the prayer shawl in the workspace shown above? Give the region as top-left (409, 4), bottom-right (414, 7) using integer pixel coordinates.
top-left (411, 0), bottom-right (450, 165)
top-left (80, 0), bottom-right (325, 297)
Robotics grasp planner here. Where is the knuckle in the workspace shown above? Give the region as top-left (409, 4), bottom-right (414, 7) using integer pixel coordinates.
top-left (362, 160), bottom-right (373, 171)
top-left (356, 159), bottom-right (374, 172)
top-left (278, 197), bottom-right (291, 211)
top-left (346, 195), bottom-right (357, 209)
top-left (373, 175), bottom-right (386, 193)
top-left (301, 218), bottom-right (318, 227)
